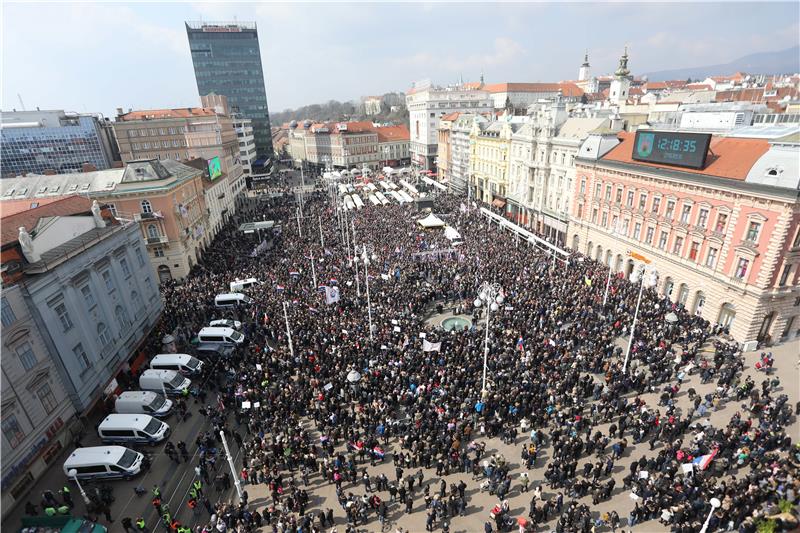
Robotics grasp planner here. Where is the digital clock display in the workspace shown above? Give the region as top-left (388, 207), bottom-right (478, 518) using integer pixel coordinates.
top-left (631, 131), bottom-right (712, 170)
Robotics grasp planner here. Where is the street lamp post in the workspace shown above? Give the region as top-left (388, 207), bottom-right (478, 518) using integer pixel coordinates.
top-left (360, 244), bottom-right (378, 340)
top-left (699, 497), bottom-right (721, 533)
top-left (602, 220), bottom-right (622, 308)
top-left (282, 301), bottom-right (295, 359)
top-left (67, 469), bottom-right (91, 505)
top-left (219, 430), bottom-right (243, 500)
top-left (622, 263), bottom-right (659, 373)
top-left (473, 282), bottom-right (503, 395)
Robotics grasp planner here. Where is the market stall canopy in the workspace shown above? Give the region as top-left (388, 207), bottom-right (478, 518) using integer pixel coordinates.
top-left (444, 226), bottom-right (461, 241)
top-left (417, 213), bottom-right (445, 228)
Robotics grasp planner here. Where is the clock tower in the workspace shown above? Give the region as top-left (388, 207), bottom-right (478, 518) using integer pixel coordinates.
top-left (578, 50), bottom-right (590, 81)
top-left (609, 47), bottom-right (632, 105)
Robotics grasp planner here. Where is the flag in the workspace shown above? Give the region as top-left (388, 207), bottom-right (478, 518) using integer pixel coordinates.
top-left (692, 449), bottom-right (717, 470)
top-left (325, 286), bottom-right (340, 305)
top-left (275, 285), bottom-right (285, 292)
top-left (329, 278), bottom-right (338, 285)
top-left (324, 248), bottom-right (332, 256)
top-left (318, 285), bottom-right (327, 292)
top-left (423, 339), bottom-right (442, 352)
top-left (217, 395), bottom-right (225, 411)
top-left (263, 312), bottom-right (268, 325)
top-left (516, 337), bottom-right (524, 351)
top-left (372, 446), bottom-right (385, 459)
top-left (289, 270), bottom-right (300, 277)
top-left (308, 306), bottom-right (318, 313)
top-left (584, 276), bottom-right (592, 287)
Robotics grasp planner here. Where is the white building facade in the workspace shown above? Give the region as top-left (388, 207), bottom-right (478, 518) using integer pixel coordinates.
top-left (407, 82), bottom-right (492, 171)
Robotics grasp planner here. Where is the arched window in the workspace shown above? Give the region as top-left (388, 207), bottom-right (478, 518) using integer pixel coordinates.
top-left (693, 292), bottom-right (705, 317)
top-left (140, 199), bottom-right (152, 214)
top-left (98, 323), bottom-right (112, 348)
top-left (147, 224), bottom-right (159, 239)
top-left (718, 303), bottom-right (736, 329)
top-left (663, 278), bottom-right (674, 300)
top-left (131, 291), bottom-right (144, 316)
top-left (678, 284), bottom-right (689, 306)
top-left (115, 305), bottom-right (130, 328)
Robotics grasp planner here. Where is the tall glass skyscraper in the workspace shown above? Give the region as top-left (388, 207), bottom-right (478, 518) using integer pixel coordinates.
top-left (186, 21), bottom-right (273, 159)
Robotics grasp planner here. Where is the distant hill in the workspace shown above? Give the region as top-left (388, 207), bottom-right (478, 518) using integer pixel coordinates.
top-left (644, 46), bottom-right (800, 81)
top-left (270, 92), bottom-right (407, 126)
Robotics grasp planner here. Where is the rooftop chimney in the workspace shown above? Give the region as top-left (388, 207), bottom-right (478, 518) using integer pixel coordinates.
top-left (116, 107), bottom-right (124, 116)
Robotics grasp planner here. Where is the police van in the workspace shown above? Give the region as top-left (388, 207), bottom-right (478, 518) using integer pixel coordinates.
top-left (115, 391), bottom-right (173, 418)
top-left (196, 326), bottom-right (245, 346)
top-left (229, 278), bottom-right (261, 293)
top-left (138, 369), bottom-right (191, 396)
top-left (63, 446), bottom-right (145, 481)
top-left (97, 414), bottom-right (170, 445)
top-left (214, 293), bottom-right (253, 309)
top-left (149, 353), bottom-right (204, 376)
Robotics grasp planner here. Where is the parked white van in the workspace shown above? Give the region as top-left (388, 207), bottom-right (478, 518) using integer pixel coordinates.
top-left (214, 293), bottom-right (253, 308)
top-left (138, 369), bottom-right (191, 396)
top-left (229, 278), bottom-right (261, 292)
top-left (150, 354), bottom-right (204, 376)
top-left (98, 414), bottom-right (170, 445)
top-left (196, 326), bottom-right (245, 345)
top-left (63, 446), bottom-right (144, 480)
top-left (115, 391), bottom-right (173, 418)
top-left (209, 319), bottom-right (242, 330)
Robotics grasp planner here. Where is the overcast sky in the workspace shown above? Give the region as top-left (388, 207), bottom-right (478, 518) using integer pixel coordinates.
top-left (3, 2), bottom-right (798, 118)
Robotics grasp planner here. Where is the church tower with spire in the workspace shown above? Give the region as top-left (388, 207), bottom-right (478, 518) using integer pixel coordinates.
top-left (578, 50), bottom-right (590, 81)
top-left (609, 47), bottom-right (632, 105)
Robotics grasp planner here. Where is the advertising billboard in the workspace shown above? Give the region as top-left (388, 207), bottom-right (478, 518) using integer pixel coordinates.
top-left (207, 156), bottom-right (222, 180)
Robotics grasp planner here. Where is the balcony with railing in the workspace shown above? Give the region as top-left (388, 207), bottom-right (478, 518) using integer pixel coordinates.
top-left (145, 235), bottom-right (168, 245)
top-left (133, 210), bottom-right (164, 223)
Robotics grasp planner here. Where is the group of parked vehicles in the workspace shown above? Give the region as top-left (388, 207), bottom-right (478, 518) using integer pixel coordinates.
top-left (61, 282), bottom-right (257, 484)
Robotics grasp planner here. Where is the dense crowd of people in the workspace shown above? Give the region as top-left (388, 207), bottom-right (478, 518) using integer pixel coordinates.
top-left (137, 174), bottom-right (797, 533)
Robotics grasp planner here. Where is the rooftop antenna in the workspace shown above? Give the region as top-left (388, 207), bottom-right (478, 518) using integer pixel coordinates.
top-left (17, 94), bottom-right (26, 111)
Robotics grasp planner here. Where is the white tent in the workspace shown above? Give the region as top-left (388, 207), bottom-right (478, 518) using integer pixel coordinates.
top-left (417, 213), bottom-right (445, 228)
top-left (444, 226), bottom-right (461, 241)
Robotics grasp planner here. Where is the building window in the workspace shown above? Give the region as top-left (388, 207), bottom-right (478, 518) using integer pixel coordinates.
top-left (673, 236), bottom-right (684, 255)
top-left (638, 193), bottom-right (647, 210)
top-left (615, 187), bottom-right (623, 203)
top-left (98, 323), bottom-right (112, 348)
top-left (37, 384), bottom-right (58, 414)
top-left (605, 185), bottom-right (611, 201)
top-left (715, 213), bottom-right (728, 233)
top-left (71, 343), bottom-right (90, 371)
top-left (594, 184), bottom-right (601, 198)
top-left (633, 222), bottom-right (642, 240)
top-left (131, 291), bottom-right (144, 317)
top-left (107, 203), bottom-right (118, 217)
top-left (645, 227), bottom-right (654, 244)
top-left (579, 179), bottom-right (586, 195)
top-left (1, 297), bottom-right (16, 327)
top-left (735, 257), bottom-right (750, 279)
top-left (665, 200), bottom-right (675, 219)
top-left (658, 231), bottom-right (669, 250)
top-left (697, 208), bottom-right (708, 228)
top-left (688, 242), bottom-right (700, 261)
top-left (102, 270), bottom-right (114, 292)
top-left (591, 208), bottom-right (598, 223)
top-left (2, 414), bottom-right (25, 449)
top-left (652, 196), bottom-right (661, 214)
top-left (54, 303), bottom-right (73, 332)
top-left (745, 221), bottom-right (761, 243)
top-left (16, 342), bottom-right (37, 371)
top-left (626, 191), bottom-right (634, 207)
top-left (147, 225), bottom-right (159, 239)
top-left (680, 205), bottom-right (692, 224)
top-left (706, 247), bottom-right (718, 268)
top-left (115, 305), bottom-right (130, 328)
top-left (140, 199), bottom-right (152, 214)
top-left (779, 264), bottom-right (793, 286)
top-left (153, 247), bottom-right (165, 258)
top-left (135, 247), bottom-right (145, 267)
top-left (80, 285), bottom-right (95, 310)
top-left (601, 212), bottom-right (608, 227)
top-left (120, 258), bottom-right (131, 278)
top-left (622, 218), bottom-right (630, 234)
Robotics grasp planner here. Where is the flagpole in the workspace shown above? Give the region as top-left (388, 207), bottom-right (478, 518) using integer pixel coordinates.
top-left (282, 301), bottom-right (295, 359)
top-left (296, 207), bottom-right (302, 238)
top-left (319, 215), bottom-right (324, 248)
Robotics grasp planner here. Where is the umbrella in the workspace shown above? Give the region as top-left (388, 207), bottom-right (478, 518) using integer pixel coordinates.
top-left (347, 370), bottom-right (361, 383)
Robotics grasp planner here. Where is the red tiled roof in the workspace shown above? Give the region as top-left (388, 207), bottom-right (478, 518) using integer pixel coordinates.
top-left (0, 197), bottom-right (70, 217)
top-left (1, 196), bottom-right (93, 247)
top-left (601, 132), bottom-right (770, 181)
top-left (482, 82), bottom-right (560, 94)
top-left (332, 121), bottom-right (377, 134)
top-left (375, 125), bottom-right (409, 142)
top-left (118, 108), bottom-right (216, 120)
top-left (685, 83), bottom-right (714, 91)
top-left (440, 112), bottom-right (461, 122)
top-left (645, 80), bottom-right (688, 91)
